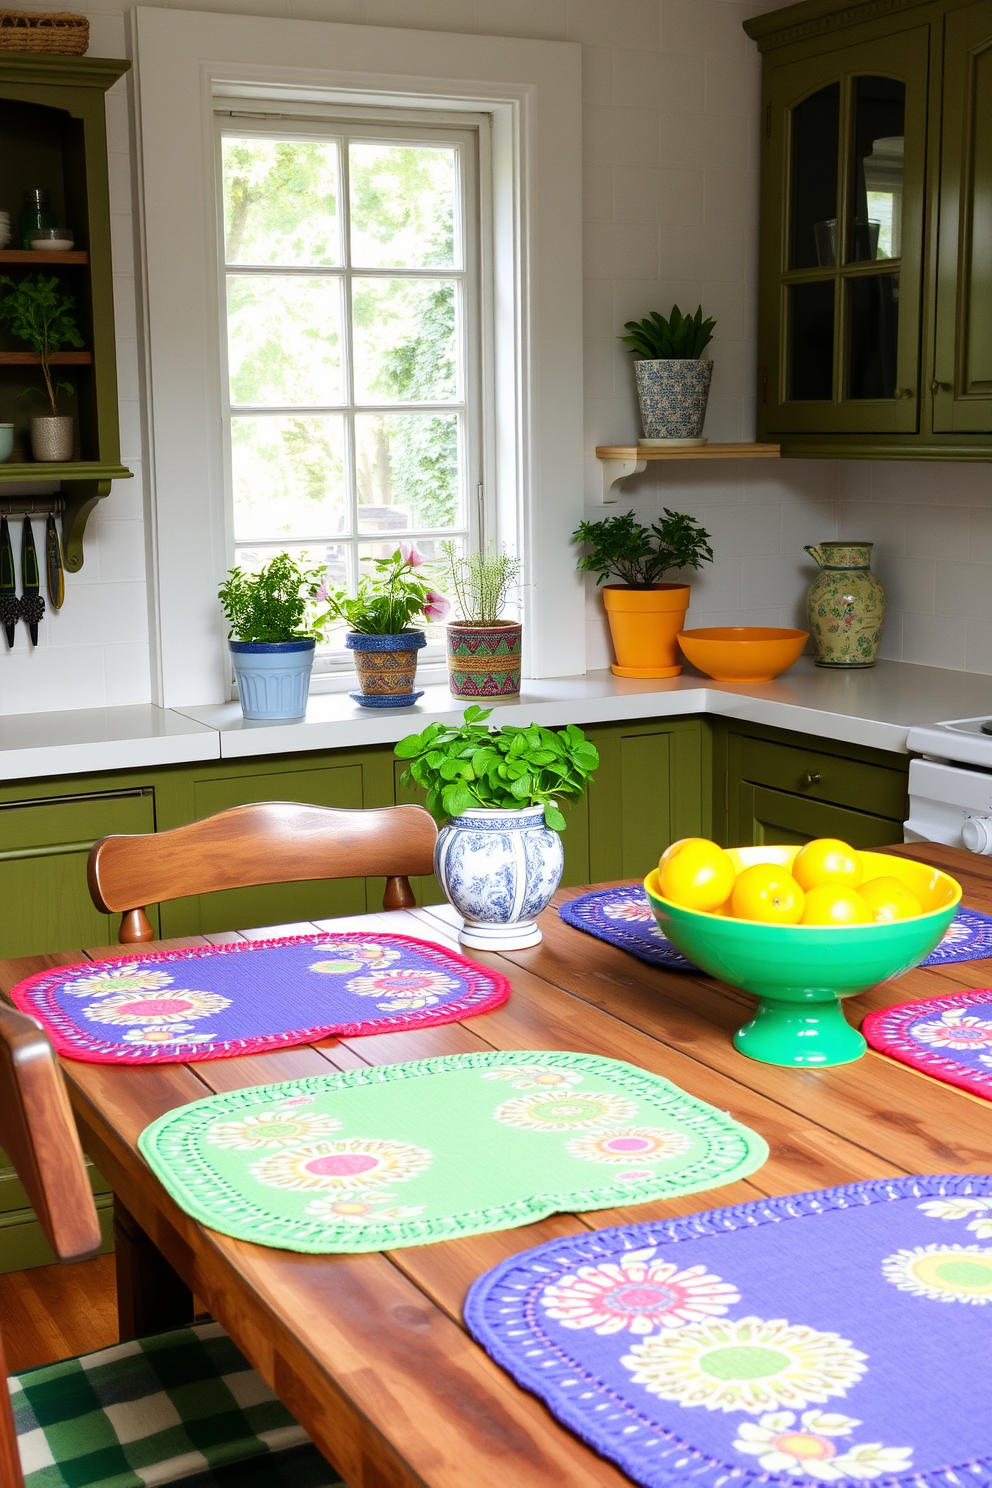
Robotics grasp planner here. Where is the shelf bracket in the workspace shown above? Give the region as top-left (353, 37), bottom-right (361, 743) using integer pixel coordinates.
top-left (61, 479), bottom-right (110, 572)
top-left (601, 457), bottom-right (646, 504)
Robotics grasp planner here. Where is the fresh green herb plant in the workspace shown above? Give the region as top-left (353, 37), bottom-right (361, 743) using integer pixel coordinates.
top-left (620, 304), bottom-right (716, 361)
top-left (218, 551), bottom-right (327, 642)
top-left (395, 706), bottom-right (599, 832)
top-left (0, 274), bottom-right (84, 418)
top-left (573, 508), bottom-right (714, 589)
top-left (318, 544), bottom-right (449, 635)
top-left (439, 541), bottom-right (522, 626)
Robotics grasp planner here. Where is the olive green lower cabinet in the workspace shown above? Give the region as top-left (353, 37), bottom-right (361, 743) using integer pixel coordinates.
top-left (0, 716), bottom-right (911, 1270)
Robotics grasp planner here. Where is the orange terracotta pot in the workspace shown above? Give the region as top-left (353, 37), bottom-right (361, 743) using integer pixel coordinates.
top-left (602, 583), bottom-right (690, 677)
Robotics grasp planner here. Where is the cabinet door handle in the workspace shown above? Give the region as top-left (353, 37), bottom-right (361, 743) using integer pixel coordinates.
top-left (931, 379), bottom-right (951, 394)
top-left (895, 386), bottom-right (914, 399)
top-left (801, 771), bottom-right (821, 787)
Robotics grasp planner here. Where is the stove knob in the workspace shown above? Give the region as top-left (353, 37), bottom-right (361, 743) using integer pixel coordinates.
top-left (962, 818), bottom-right (992, 854)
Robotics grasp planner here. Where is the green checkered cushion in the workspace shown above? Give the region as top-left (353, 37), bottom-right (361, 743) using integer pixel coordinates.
top-left (9, 1321), bottom-right (343, 1488)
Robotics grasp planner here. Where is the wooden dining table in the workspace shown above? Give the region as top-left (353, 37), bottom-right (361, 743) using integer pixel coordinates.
top-left (3, 841), bottom-right (992, 1488)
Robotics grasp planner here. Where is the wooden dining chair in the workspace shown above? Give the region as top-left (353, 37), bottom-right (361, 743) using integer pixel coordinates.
top-left (88, 800), bottom-right (438, 944)
top-left (0, 999), bottom-right (342, 1488)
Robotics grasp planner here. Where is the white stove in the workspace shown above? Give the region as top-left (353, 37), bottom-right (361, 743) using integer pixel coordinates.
top-left (906, 717), bottom-right (992, 853)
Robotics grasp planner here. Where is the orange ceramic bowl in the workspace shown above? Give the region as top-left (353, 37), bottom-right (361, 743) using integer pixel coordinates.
top-left (677, 626), bottom-right (809, 682)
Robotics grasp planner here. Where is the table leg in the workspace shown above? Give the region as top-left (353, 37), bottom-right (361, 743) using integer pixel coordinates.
top-left (113, 1195), bottom-right (194, 1341)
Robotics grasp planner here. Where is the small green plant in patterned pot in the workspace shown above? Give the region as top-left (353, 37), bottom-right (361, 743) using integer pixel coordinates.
top-left (620, 304), bottom-right (716, 445)
top-left (805, 542), bottom-right (885, 668)
top-left (439, 541), bottom-right (523, 698)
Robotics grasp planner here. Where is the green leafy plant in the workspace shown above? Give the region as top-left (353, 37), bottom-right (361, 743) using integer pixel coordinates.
top-left (395, 706), bottom-right (599, 832)
top-left (439, 541), bottom-right (522, 626)
top-left (573, 508), bottom-right (714, 589)
top-left (0, 274), bottom-right (84, 418)
top-left (317, 544), bottom-right (449, 636)
top-left (620, 304), bottom-right (716, 361)
top-left (218, 551), bottom-right (327, 642)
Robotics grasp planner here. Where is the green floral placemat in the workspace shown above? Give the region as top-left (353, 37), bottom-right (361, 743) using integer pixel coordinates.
top-left (138, 1051), bottom-right (769, 1253)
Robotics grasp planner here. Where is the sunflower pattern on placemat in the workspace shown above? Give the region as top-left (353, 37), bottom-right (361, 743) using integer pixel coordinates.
top-left (465, 1175), bottom-right (992, 1488)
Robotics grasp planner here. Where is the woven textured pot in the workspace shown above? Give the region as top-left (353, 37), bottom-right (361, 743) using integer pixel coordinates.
top-left (446, 620), bottom-right (522, 698)
top-left (29, 415), bottom-right (73, 462)
top-left (602, 583), bottom-right (690, 678)
top-left (0, 10), bottom-right (88, 52)
top-left (634, 358), bottom-right (713, 440)
top-left (347, 630), bottom-right (427, 708)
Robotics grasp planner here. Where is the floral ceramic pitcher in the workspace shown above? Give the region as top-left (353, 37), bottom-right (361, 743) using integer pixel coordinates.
top-left (804, 542), bottom-right (885, 668)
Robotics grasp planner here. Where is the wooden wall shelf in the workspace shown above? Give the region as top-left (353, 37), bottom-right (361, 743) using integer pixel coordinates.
top-left (595, 442), bottom-right (781, 501)
top-left (0, 250), bottom-right (87, 264)
top-left (0, 351), bottom-right (91, 364)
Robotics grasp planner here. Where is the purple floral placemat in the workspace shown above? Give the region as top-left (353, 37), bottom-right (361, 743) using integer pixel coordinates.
top-left (10, 932), bottom-right (509, 1064)
top-left (560, 887), bottom-right (992, 972)
top-left (465, 1174), bottom-right (992, 1488)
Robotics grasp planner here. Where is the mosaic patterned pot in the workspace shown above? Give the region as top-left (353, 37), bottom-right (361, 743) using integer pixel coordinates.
top-left (805, 542), bottom-right (885, 668)
top-left (446, 620), bottom-right (522, 698)
top-left (347, 630), bottom-right (427, 708)
top-left (29, 414), bottom-right (73, 462)
top-left (634, 358), bottom-right (713, 441)
top-left (230, 639), bottom-right (315, 721)
top-left (435, 804), bottom-right (564, 952)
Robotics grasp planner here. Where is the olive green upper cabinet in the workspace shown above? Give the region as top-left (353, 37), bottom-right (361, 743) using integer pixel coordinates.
top-left (747, 0), bottom-right (992, 460)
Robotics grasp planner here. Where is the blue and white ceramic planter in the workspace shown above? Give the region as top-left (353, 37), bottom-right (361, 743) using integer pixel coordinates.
top-left (434, 804), bottom-right (565, 951)
top-left (634, 358), bottom-right (713, 441)
top-left (230, 639), bottom-right (315, 721)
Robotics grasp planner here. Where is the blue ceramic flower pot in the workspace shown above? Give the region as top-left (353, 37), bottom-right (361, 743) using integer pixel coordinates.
top-left (634, 358), bottom-right (713, 440)
top-left (434, 804), bottom-right (564, 951)
top-left (230, 639), bottom-right (315, 721)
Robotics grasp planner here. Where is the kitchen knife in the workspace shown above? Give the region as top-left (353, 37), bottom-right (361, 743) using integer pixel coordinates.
top-left (0, 515), bottom-right (18, 647)
top-left (46, 513), bottom-right (64, 610)
top-left (20, 516), bottom-right (45, 645)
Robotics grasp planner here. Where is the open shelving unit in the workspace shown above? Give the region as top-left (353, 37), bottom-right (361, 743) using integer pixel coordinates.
top-left (595, 442), bottom-right (782, 501)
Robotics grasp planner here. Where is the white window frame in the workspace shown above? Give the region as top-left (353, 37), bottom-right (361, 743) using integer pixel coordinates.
top-left (215, 108), bottom-right (484, 675)
top-left (130, 8), bottom-right (584, 707)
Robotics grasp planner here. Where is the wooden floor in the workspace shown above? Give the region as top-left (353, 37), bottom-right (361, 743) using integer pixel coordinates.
top-left (0, 1254), bottom-right (117, 1372)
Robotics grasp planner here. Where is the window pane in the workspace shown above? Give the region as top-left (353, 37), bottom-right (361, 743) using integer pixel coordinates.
top-left (235, 540), bottom-right (349, 588)
top-left (848, 274), bottom-right (899, 398)
top-left (790, 83), bottom-right (840, 269)
top-left (352, 278), bottom-right (458, 404)
top-left (232, 414), bottom-right (347, 541)
top-left (223, 137), bottom-right (341, 266)
top-left (355, 412), bottom-right (460, 531)
top-left (852, 77), bottom-right (904, 261)
top-left (788, 281), bottom-right (834, 400)
top-left (227, 275), bottom-right (344, 407)
top-left (349, 143), bottom-right (456, 268)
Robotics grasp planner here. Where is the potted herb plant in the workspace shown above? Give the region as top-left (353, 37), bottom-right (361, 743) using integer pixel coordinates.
top-left (396, 706), bottom-right (599, 949)
top-left (319, 543), bottom-right (449, 708)
top-left (620, 304), bottom-right (716, 445)
top-left (218, 551), bottom-right (327, 721)
top-left (439, 541), bottom-right (523, 699)
top-left (573, 508), bottom-right (713, 677)
top-left (0, 273), bottom-right (84, 462)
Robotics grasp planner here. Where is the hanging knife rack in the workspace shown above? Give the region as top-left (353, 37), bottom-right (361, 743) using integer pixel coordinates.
top-left (0, 496), bottom-right (65, 518)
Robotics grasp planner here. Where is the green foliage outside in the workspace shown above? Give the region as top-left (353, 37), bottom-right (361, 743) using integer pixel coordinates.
top-left (396, 706), bottom-right (600, 831)
top-left (218, 551), bottom-right (327, 642)
top-left (0, 273), bottom-right (84, 417)
top-left (620, 305), bottom-right (716, 361)
top-left (573, 508), bottom-right (714, 588)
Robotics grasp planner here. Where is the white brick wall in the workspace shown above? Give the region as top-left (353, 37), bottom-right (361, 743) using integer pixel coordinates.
top-left (1, 0), bottom-right (986, 713)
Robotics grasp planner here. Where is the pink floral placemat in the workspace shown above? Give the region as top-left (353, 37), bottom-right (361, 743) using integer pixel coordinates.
top-left (862, 988), bottom-right (992, 1099)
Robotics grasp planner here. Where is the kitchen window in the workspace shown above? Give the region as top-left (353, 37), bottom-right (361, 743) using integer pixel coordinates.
top-left (217, 112), bottom-right (482, 666)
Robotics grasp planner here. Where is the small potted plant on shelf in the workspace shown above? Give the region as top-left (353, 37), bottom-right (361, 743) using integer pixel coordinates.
top-left (439, 541), bottom-right (523, 699)
top-left (396, 706), bottom-right (599, 950)
top-left (620, 304), bottom-right (716, 446)
top-left (318, 543), bottom-right (449, 708)
top-left (0, 273), bottom-right (84, 462)
top-left (573, 508), bottom-right (714, 678)
top-left (218, 551), bottom-right (327, 721)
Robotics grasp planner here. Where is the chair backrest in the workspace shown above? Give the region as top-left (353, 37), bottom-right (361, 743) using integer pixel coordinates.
top-left (0, 1002), bottom-right (103, 1488)
top-left (88, 801), bottom-right (439, 943)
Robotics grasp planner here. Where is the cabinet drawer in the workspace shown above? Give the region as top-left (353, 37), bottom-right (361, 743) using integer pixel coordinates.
top-left (739, 737), bottom-right (907, 821)
top-left (745, 785), bottom-right (907, 850)
top-left (0, 789), bottom-right (154, 853)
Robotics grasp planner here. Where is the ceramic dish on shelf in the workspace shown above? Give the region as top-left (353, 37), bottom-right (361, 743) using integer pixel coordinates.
top-left (677, 624), bottom-right (808, 681)
top-left (644, 846), bottom-right (960, 1069)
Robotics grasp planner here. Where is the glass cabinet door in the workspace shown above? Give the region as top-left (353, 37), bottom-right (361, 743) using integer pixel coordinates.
top-left (758, 28), bottom-right (928, 435)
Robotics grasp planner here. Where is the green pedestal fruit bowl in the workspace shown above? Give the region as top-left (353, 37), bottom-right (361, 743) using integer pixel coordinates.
top-left (644, 845), bottom-right (960, 1068)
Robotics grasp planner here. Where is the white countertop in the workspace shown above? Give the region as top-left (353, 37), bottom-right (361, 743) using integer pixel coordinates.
top-left (5, 658), bottom-right (992, 782)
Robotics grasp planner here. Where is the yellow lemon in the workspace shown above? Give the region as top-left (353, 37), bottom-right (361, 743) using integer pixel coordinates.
top-left (859, 876), bottom-right (924, 923)
top-left (792, 838), bottom-right (864, 892)
top-left (658, 838), bottom-right (708, 871)
top-left (800, 884), bottom-right (873, 926)
top-left (659, 838), bottom-right (737, 912)
top-left (730, 863), bottom-right (805, 924)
